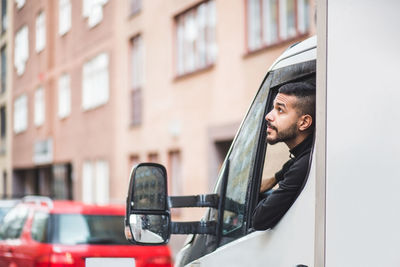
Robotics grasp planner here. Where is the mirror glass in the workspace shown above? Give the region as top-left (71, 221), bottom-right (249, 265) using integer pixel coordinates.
top-left (129, 214), bottom-right (169, 244)
top-left (132, 165), bottom-right (166, 210)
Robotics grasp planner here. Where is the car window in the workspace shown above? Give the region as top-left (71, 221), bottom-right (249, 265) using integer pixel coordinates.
top-left (52, 214), bottom-right (130, 245)
top-left (220, 74), bottom-right (272, 242)
top-left (31, 211), bottom-right (50, 243)
top-left (0, 207), bottom-right (12, 222)
top-left (0, 206), bottom-right (29, 240)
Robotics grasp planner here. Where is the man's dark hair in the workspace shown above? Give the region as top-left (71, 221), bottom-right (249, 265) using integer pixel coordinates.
top-left (278, 82), bottom-right (316, 127)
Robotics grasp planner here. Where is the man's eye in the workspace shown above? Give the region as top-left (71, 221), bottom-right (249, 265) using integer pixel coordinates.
top-left (277, 108), bottom-right (283, 113)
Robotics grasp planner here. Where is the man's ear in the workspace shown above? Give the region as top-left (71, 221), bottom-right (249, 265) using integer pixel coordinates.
top-left (298, 114), bottom-right (313, 132)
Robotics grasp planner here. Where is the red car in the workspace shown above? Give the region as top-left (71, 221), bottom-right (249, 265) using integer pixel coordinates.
top-left (0, 196), bottom-right (172, 267)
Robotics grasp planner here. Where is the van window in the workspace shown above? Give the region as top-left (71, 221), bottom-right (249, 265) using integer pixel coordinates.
top-left (262, 143), bottom-right (289, 181)
top-left (219, 61), bottom-right (315, 245)
top-left (260, 90), bottom-right (290, 183)
top-left (254, 65), bottom-right (316, 229)
top-left (220, 74), bottom-right (272, 242)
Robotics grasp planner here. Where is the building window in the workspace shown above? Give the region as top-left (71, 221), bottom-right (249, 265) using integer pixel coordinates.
top-left (147, 153), bottom-right (158, 163)
top-left (2, 171), bottom-right (6, 197)
top-left (15, 0), bottom-right (25, 10)
top-left (1, 0), bottom-right (7, 32)
top-left (14, 25), bottom-right (29, 76)
top-left (34, 87), bottom-right (45, 126)
top-left (130, 89), bottom-right (142, 126)
top-left (0, 106), bottom-right (5, 154)
top-left (246, 0), bottom-right (310, 52)
top-left (82, 52), bottom-right (109, 110)
top-left (128, 155), bottom-right (140, 183)
top-left (129, 155), bottom-right (140, 169)
top-left (175, 0), bottom-right (217, 76)
top-left (82, 160), bottom-right (109, 205)
top-left (130, 35), bottom-right (143, 126)
top-left (297, 0), bottom-right (310, 34)
top-left (83, 0), bottom-right (108, 28)
top-left (35, 11), bottom-right (46, 53)
top-left (82, 161), bottom-right (94, 204)
top-left (168, 151), bottom-right (182, 196)
top-left (59, 0), bottom-right (71, 36)
top-left (33, 138), bottom-right (53, 164)
top-left (130, 35), bottom-right (144, 90)
top-left (1, 46), bottom-right (5, 93)
top-left (13, 94), bottom-right (27, 134)
top-left (129, 0), bottom-right (141, 15)
top-left (95, 160), bottom-right (109, 205)
top-left (0, 106), bottom-right (5, 139)
top-left (52, 164), bottom-right (72, 200)
top-left (58, 73), bottom-right (71, 119)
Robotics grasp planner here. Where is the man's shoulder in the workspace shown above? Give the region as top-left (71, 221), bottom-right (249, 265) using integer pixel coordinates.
top-left (279, 150), bottom-right (311, 187)
top-left (291, 150), bottom-right (312, 173)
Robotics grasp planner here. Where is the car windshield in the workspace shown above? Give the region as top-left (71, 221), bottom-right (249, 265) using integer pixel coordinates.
top-left (0, 207), bottom-right (12, 221)
top-left (52, 214), bottom-right (130, 245)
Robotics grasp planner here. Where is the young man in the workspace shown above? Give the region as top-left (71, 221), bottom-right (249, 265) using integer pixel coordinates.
top-left (252, 82), bottom-right (315, 230)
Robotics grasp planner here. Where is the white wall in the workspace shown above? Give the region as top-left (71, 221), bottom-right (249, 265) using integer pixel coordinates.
top-left (324, 1), bottom-right (400, 266)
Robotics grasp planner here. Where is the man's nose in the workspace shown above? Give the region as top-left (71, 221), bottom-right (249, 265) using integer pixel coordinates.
top-left (265, 110), bottom-right (273, 122)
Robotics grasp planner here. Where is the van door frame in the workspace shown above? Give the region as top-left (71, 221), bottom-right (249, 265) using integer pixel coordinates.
top-left (245, 60), bottom-right (317, 235)
top-left (315, 0), bottom-right (327, 265)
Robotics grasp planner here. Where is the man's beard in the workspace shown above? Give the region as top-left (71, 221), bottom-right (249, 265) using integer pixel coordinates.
top-left (267, 123), bottom-right (298, 145)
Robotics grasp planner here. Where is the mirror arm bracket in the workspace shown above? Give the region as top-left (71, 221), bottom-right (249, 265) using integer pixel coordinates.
top-left (171, 221), bottom-right (217, 235)
top-left (168, 194), bottom-right (219, 208)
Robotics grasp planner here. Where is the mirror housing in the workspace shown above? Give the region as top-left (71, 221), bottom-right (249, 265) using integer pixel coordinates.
top-left (125, 163), bottom-right (220, 245)
top-left (125, 163), bottom-right (170, 245)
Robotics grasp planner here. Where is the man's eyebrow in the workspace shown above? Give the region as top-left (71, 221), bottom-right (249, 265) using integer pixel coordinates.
top-left (275, 102), bottom-right (286, 108)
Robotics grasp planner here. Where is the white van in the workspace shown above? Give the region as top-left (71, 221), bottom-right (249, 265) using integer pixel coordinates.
top-left (125, 36), bottom-right (317, 267)
top-left (124, 1), bottom-right (400, 265)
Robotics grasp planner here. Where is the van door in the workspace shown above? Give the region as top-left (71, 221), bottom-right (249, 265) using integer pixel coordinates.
top-left (176, 70), bottom-right (273, 267)
top-left (183, 60), bottom-right (316, 267)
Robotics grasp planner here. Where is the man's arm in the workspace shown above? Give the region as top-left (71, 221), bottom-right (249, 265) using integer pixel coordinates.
top-left (260, 176), bottom-right (277, 193)
top-left (259, 158), bottom-right (295, 193)
top-left (252, 155), bottom-right (309, 230)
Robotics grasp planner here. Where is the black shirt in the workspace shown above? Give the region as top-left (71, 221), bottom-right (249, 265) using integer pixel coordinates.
top-left (252, 134), bottom-right (314, 230)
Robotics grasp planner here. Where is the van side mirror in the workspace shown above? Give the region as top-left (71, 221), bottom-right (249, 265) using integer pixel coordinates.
top-left (125, 163), bottom-right (220, 245)
top-left (125, 163), bottom-right (170, 245)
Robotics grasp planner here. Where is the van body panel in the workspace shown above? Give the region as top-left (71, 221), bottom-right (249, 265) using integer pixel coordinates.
top-left (270, 36), bottom-right (317, 71)
top-left (188, 153), bottom-right (316, 267)
top-left (272, 48), bottom-right (316, 71)
top-left (323, 0), bottom-right (400, 266)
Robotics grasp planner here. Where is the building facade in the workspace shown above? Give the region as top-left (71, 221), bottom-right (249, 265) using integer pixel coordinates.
top-left (11, 0), bottom-right (315, 221)
top-left (12, 0), bottom-right (118, 201)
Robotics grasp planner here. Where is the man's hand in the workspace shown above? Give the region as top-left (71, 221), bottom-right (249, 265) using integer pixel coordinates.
top-left (260, 176), bottom-right (277, 193)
